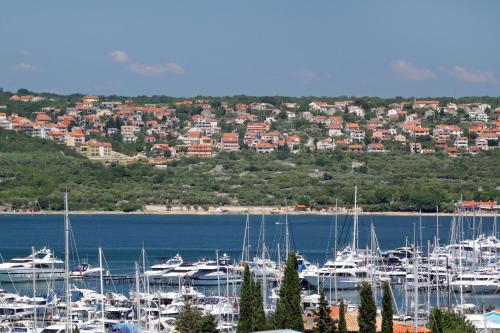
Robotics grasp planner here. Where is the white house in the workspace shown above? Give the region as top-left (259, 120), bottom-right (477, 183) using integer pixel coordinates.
top-left (316, 138), bottom-right (336, 150)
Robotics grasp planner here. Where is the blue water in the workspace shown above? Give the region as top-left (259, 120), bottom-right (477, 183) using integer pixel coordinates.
top-left (0, 214), bottom-right (497, 308)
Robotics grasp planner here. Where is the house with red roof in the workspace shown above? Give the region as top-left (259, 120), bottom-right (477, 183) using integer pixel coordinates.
top-left (255, 141), bottom-right (274, 153)
top-left (221, 132), bottom-right (240, 152)
top-left (316, 138), bottom-right (336, 150)
top-left (347, 144), bottom-right (363, 153)
top-left (367, 143), bottom-right (385, 152)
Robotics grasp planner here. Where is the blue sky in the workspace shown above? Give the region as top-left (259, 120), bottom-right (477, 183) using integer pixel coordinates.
top-left (1, 0), bottom-right (499, 97)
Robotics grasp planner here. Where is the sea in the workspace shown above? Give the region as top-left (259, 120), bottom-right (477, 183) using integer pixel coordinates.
top-left (0, 213), bottom-right (498, 310)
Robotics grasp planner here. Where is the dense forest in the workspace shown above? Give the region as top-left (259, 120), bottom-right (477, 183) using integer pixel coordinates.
top-left (0, 128), bottom-right (498, 212)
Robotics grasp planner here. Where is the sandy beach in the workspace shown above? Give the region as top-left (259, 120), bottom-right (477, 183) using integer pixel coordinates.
top-left (1, 205), bottom-right (497, 217)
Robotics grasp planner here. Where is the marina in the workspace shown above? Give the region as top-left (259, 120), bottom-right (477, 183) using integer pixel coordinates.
top-left (0, 192), bottom-right (498, 332)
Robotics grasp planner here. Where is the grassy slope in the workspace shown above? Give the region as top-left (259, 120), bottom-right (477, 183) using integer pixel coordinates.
top-left (0, 129), bottom-right (498, 212)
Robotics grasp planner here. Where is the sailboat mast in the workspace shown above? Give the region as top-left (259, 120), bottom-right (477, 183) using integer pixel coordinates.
top-left (262, 215), bottom-right (267, 312)
top-left (99, 247), bottom-right (105, 333)
top-left (135, 262), bottom-right (140, 322)
top-left (334, 199), bottom-right (338, 259)
top-left (436, 205), bottom-right (439, 247)
top-left (413, 244), bottom-right (418, 333)
top-left (241, 212), bottom-right (250, 263)
top-left (285, 198), bottom-right (289, 260)
top-left (216, 250), bottom-right (220, 299)
top-left (458, 205), bottom-right (464, 314)
top-left (64, 191), bottom-right (71, 333)
top-left (32, 246), bottom-right (37, 333)
top-left (352, 186), bottom-right (358, 251)
top-left (141, 247), bottom-right (149, 330)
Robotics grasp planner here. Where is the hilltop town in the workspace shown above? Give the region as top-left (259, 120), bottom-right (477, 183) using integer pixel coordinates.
top-left (1, 91), bottom-right (499, 163)
top-left (0, 90), bottom-right (498, 213)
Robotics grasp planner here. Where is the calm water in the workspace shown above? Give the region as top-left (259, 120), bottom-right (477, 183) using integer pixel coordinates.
top-left (0, 213), bottom-right (497, 309)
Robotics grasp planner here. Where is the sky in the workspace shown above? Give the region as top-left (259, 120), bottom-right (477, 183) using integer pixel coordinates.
top-left (1, 0), bottom-right (499, 97)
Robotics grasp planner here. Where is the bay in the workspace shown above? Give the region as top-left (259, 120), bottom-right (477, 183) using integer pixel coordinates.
top-left (0, 213), bottom-right (497, 308)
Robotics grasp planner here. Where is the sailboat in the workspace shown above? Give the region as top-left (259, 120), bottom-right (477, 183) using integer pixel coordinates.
top-left (303, 187), bottom-right (370, 290)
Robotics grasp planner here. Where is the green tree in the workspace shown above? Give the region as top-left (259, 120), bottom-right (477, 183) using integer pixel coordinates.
top-left (381, 281), bottom-right (393, 333)
top-left (338, 301), bottom-right (347, 333)
top-left (198, 313), bottom-right (219, 333)
top-left (273, 253), bottom-right (303, 331)
top-left (358, 282), bottom-right (376, 333)
top-left (429, 308), bottom-right (475, 333)
top-left (313, 289), bottom-right (333, 333)
top-left (252, 280), bottom-right (267, 331)
top-left (238, 264), bottom-right (254, 333)
top-left (175, 301), bottom-right (219, 333)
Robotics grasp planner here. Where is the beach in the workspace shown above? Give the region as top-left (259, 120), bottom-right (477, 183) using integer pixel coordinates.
top-left (1, 204), bottom-right (497, 217)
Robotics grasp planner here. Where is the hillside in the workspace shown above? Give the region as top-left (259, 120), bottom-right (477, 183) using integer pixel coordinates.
top-left (0, 129), bottom-right (498, 212)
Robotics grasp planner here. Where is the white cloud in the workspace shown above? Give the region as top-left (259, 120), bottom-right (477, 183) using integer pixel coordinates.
top-left (109, 50), bottom-right (129, 63)
top-left (447, 66), bottom-right (497, 83)
top-left (13, 63), bottom-right (42, 73)
top-left (293, 68), bottom-right (318, 83)
top-left (390, 59), bottom-right (436, 80)
top-left (128, 63), bottom-right (185, 76)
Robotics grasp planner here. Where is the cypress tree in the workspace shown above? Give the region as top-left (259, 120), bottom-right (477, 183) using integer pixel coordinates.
top-left (381, 281), bottom-right (393, 333)
top-left (358, 282), bottom-right (377, 333)
top-left (338, 301), bottom-right (347, 333)
top-left (252, 280), bottom-right (267, 331)
top-left (238, 264), bottom-right (254, 333)
top-left (273, 253), bottom-right (304, 331)
top-left (313, 289), bottom-right (332, 333)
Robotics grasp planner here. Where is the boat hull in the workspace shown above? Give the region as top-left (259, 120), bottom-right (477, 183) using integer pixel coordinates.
top-left (303, 275), bottom-right (366, 290)
top-left (0, 270), bottom-right (65, 282)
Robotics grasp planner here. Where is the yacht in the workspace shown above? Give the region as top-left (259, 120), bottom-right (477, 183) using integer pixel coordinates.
top-left (450, 273), bottom-right (500, 294)
top-left (144, 254), bottom-right (183, 279)
top-left (187, 254), bottom-right (242, 286)
top-left (161, 262), bottom-right (200, 285)
top-left (248, 257), bottom-right (279, 281)
top-left (302, 257), bottom-right (369, 290)
top-left (0, 248), bottom-right (65, 282)
top-left (71, 259), bottom-right (105, 278)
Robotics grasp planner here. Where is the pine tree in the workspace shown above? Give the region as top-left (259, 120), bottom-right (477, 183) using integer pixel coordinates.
top-left (198, 313), bottom-right (219, 333)
top-left (429, 308), bottom-right (475, 333)
top-left (175, 302), bottom-right (204, 333)
top-left (252, 280), bottom-right (267, 331)
top-left (358, 282), bottom-right (377, 333)
top-left (338, 301), bottom-right (347, 333)
top-left (381, 281), bottom-right (393, 333)
top-left (273, 253), bottom-right (304, 331)
top-left (313, 289), bottom-right (332, 333)
top-left (238, 264), bottom-right (254, 333)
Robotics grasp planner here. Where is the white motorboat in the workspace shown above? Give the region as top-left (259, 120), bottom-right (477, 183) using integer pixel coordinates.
top-left (450, 273), bottom-right (500, 294)
top-left (71, 259), bottom-right (105, 278)
top-left (302, 257), bottom-right (369, 290)
top-left (187, 254), bottom-right (241, 286)
top-left (144, 254), bottom-right (183, 279)
top-left (0, 248), bottom-right (65, 282)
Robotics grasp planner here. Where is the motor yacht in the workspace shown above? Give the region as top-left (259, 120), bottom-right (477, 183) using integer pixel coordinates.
top-left (0, 248), bottom-right (64, 282)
